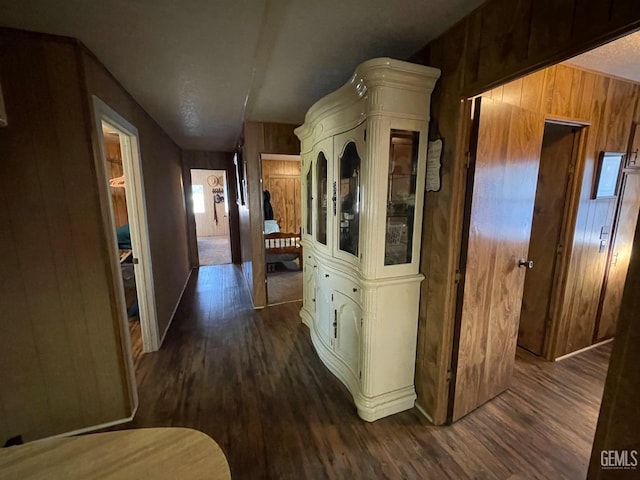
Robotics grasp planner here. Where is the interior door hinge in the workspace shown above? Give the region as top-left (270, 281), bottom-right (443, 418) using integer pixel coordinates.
top-left (364, 129), bottom-right (367, 142)
top-left (556, 243), bottom-right (564, 255)
top-left (454, 270), bottom-right (462, 284)
top-left (359, 370), bottom-right (362, 380)
top-left (465, 151), bottom-right (472, 169)
top-left (446, 368), bottom-right (453, 382)
top-left (333, 310), bottom-right (338, 339)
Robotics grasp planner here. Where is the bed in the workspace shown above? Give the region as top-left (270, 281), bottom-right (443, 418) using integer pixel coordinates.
top-left (264, 229), bottom-right (302, 272)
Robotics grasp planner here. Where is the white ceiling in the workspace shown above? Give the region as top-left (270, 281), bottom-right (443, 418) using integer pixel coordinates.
top-left (0, 0), bottom-right (486, 151)
top-left (565, 30), bottom-right (640, 83)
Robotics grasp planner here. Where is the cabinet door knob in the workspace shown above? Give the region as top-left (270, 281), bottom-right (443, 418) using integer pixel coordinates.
top-left (325, 274), bottom-right (330, 278)
top-left (518, 259), bottom-right (534, 269)
top-left (352, 287), bottom-right (358, 292)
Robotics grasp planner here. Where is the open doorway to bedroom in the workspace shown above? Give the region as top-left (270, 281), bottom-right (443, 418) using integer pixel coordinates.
top-left (102, 126), bottom-right (144, 365)
top-left (190, 169), bottom-right (232, 266)
top-left (261, 153), bottom-right (303, 305)
top-left (93, 96), bottom-right (160, 393)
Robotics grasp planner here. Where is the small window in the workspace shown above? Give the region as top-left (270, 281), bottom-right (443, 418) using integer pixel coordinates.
top-left (192, 184), bottom-right (205, 213)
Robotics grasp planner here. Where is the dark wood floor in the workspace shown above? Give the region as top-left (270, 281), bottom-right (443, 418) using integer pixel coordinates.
top-left (120, 264), bottom-right (611, 479)
top-left (128, 319), bottom-right (143, 369)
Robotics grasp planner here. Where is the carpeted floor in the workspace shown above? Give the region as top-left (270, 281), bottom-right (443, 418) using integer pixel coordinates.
top-left (267, 260), bottom-right (303, 304)
top-left (198, 236), bottom-right (231, 266)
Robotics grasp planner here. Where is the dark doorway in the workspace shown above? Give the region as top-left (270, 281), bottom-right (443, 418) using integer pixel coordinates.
top-left (518, 122), bottom-right (582, 355)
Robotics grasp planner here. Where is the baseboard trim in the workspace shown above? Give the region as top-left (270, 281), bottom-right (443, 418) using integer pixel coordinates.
top-left (159, 268), bottom-right (193, 348)
top-left (267, 298), bottom-right (303, 307)
top-left (31, 404), bottom-right (138, 444)
top-left (415, 402), bottom-right (434, 424)
top-left (554, 338), bottom-right (614, 361)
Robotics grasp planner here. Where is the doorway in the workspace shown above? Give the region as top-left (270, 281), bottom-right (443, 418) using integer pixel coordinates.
top-left (518, 122), bottom-right (583, 356)
top-left (261, 153), bottom-right (303, 305)
top-left (101, 126), bottom-right (144, 365)
top-left (93, 96), bottom-right (159, 367)
top-left (190, 169), bottom-right (232, 266)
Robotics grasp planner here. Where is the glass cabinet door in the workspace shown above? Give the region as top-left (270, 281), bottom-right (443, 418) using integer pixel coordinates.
top-left (306, 163), bottom-right (313, 236)
top-left (385, 130), bottom-right (419, 265)
top-left (338, 142), bottom-right (361, 257)
top-left (316, 152), bottom-right (328, 244)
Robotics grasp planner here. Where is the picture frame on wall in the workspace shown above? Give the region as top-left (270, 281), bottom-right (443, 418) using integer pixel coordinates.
top-left (593, 152), bottom-right (624, 199)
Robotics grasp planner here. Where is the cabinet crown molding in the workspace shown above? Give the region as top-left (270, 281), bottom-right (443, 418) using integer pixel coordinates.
top-left (295, 58), bottom-right (440, 146)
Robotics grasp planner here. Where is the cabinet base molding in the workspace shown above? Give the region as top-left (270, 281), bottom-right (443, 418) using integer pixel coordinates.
top-left (300, 308), bottom-right (313, 329)
top-left (355, 387), bottom-right (417, 422)
top-left (306, 319), bottom-right (417, 422)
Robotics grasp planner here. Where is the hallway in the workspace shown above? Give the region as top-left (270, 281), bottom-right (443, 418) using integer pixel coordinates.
top-left (122, 264), bottom-right (611, 479)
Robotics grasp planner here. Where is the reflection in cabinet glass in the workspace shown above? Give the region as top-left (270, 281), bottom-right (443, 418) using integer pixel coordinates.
top-left (306, 165), bottom-right (312, 236)
top-left (339, 142), bottom-right (361, 257)
top-left (317, 152), bottom-right (328, 245)
top-left (385, 130), bottom-right (419, 265)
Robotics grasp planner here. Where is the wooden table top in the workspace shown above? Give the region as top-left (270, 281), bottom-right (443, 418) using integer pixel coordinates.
top-left (0, 428), bottom-right (231, 480)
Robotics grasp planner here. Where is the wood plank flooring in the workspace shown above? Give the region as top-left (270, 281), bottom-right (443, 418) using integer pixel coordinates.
top-left (118, 264), bottom-right (610, 479)
top-left (128, 319), bottom-right (143, 370)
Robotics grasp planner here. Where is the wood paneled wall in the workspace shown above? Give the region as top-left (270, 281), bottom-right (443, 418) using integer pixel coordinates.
top-left (0, 30), bottom-right (131, 442)
top-left (241, 122), bottom-right (300, 308)
top-left (409, 0), bottom-right (640, 424)
top-left (81, 48), bottom-right (191, 340)
top-left (182, 151), bottom-right (241, 267)
top-left (589, 198), bottom-right (640, 478)
top-left (104, 133), bottom-right (129, 227)
top-left (484, 65), bottom-right (640, 358)
top-left (261, 158), bottom-right (301, 233)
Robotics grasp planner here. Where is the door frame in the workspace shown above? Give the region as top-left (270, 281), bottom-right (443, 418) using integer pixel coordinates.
top-left (189, 168), bottom-right (232, 261)
top-left (539, 117), bottom-right (590, 360)
top-left (260, 153), bottom-right (302, 305)
top-left (92, 96), bottom-right (160, 359)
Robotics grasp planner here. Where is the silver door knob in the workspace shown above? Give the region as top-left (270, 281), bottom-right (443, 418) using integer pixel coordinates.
top-left (519, 259), bottom-right (534, 269)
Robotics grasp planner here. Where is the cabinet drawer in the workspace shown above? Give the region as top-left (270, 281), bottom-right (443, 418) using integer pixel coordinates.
top-left (331, 273), bottom-right (362, 305)
top-left (316, 267), bottom-right (361, 305)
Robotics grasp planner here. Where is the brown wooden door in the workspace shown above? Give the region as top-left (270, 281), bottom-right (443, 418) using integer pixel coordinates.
top-left (518, 124), bottom-right (579, 355)
top-left (451, 98), bottom-right (545, 421)
top-left (596, 173), bottom-right (640, 340)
